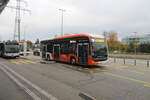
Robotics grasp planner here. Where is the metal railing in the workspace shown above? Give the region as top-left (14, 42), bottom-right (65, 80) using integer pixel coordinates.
top-left (111, 57), bottom-right (150, 67)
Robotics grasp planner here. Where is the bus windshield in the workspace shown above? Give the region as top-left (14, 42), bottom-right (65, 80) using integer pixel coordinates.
top-left (92, 38), bottom-right (108, 61)
top-left (5, 45), bottom-right (19, 53)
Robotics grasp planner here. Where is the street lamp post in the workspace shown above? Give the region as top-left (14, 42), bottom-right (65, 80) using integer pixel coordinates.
top-left (59, 9), bottom-right (66, 36)
top-left (134, 32), bottom-right (137, 65)
top-left (134, 32), bottom-right (137, 55)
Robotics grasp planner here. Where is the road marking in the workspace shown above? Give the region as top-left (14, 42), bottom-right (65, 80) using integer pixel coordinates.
top-left (107, 61), bottom-right (150, 72)
top-left (117, 65), bottom-right (129, 68)
top-left (89, 68), bottom-right (106, 72)
top-left (23, 60), bottom-right (36, 64)
top-left (11, 61), bottom-right (21, 64)
top-left (0, 63), bottom-right (58, 100)
top-left (62, 64), bottom-right (105, 73)
top-left (144, 84), bottom-right (150, 87)
top-left (104, 72), bottom-right (150, 85)
top-left (106, 64), bottom-right (145, 75)
top-left (117, 65), bottom-right (150, 73)
top-left (107, 64), bottom-right (129, 68)
top-left (17, 60), bottom-right (29, 64)
top-left (126, 70), bottom-right (144, 75)
top-left (136, 67), bottom-right (150, 72)
top-left (79, 92), bottom-right (96, 100)
top-left (10, 60), bottom-right (36, 64)
top-left (0, 65), bottom-right (41, 100)
top-left (114, 67), bottom-right (144, 75)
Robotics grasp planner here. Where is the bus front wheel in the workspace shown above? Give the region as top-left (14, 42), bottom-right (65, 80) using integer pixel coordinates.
top-left (70, 58), bottom-right (76, 65)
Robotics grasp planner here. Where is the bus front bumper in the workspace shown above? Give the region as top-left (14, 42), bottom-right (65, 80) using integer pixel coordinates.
top-left (4, 53), bottom-right (20, 57)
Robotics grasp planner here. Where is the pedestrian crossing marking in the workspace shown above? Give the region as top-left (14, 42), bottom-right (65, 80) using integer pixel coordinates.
top-left (10, 59), bottom-right (36, 64)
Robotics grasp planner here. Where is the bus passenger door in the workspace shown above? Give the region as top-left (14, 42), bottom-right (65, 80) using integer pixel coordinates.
top-left (53, 44), bottom-right (60, 61)
top-left (41, 45), bottom-right (46, 58)
top-left (77, 43), bottom-right (89, 65)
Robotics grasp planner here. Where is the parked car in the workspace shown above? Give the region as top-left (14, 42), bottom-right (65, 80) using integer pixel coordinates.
top-left (33, 48), bottom-right (40, 56)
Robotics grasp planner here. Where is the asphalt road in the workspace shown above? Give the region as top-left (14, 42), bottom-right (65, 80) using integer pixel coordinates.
top-left (0, 56), bottom-right (150, 100)
top-left (0, 66), bottom-right (32, 100)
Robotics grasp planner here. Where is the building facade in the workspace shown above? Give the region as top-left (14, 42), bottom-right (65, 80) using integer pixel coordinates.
top-left (122, 34), bottom-right (150, 43)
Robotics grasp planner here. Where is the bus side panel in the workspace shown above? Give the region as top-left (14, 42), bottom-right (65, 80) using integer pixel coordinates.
top-left (59, 54), bottom-right (68, 62)
top-left (59, 54), bottom-right (78, 64)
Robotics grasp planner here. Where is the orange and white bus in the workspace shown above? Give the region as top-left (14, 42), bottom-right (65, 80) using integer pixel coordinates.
top-left (41, 34), bottom-right (108, 66)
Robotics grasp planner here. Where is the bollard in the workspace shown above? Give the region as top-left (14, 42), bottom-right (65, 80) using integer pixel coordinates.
top-left (123, 58), bottom-right (125, 64)
top-left (147, 61), bottom-right (149, 67)
top-left (134, 59), bottom-right (136, 66)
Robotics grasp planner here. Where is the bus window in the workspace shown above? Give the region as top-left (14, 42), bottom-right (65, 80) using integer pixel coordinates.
top-left (47, 44), bottom-right (53, 53)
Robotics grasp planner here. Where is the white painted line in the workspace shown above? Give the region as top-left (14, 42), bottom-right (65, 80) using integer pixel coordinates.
top-left (0, 63), bottom-right (58, 100)
top-left (79, 92), bottom-right (97, 100)
top-left (0, 66), bottom-right (41, 100)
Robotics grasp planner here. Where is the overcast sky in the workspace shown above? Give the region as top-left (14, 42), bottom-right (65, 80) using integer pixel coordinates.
top-left (0, 0), bottom-right (150, 41)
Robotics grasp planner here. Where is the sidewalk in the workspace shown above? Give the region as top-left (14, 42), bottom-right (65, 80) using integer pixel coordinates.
top-left (109, 53), bottom-right (150, 60)
top-left (108, 57), bottom-right (150, 68)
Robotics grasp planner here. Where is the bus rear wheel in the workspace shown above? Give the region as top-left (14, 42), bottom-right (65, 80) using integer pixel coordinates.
top-left (70, 58), bottom-right (76, 65)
